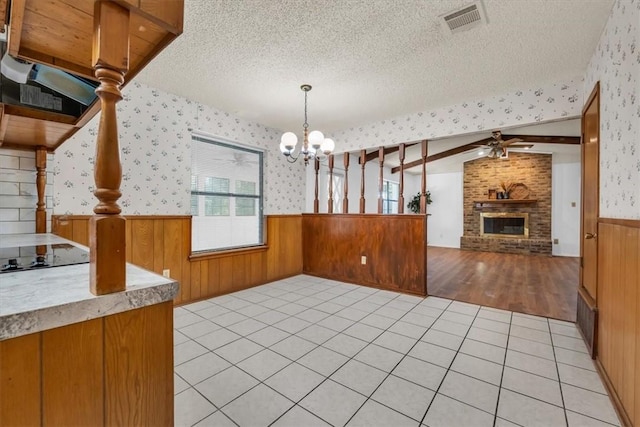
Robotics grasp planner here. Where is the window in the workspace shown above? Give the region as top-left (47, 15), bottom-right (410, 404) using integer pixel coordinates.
top-left (382, 180), bottom-right (399, 214)
top-left (191, 135), bottom-right (264, 252)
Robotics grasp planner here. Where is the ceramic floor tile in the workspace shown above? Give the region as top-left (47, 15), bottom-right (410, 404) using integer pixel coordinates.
top-left (315, 301), bottom-right (345, 314)
top-left (322, 333), bottom-right (369, 357)
top-left (222, 384), bottom-right (293, 427)
top-left (174, 311), bottom-right (205, 329)
top-left (510, 315), bottom-right (549, 332)
top-left (296, 324), bottom-right (338, 345)
top-left (298, 346), bottom-right (350, 376)
top-left (410, 304), bottom-right (444, 318)
top-left (193, 410), bottom-right (237, 427)
top-left (344, 322), bottom-right (384, 342)
top-left (295, 296), bottom-right (326, 307)
top-left (337, 307), bottom-right (370, 321)
top-left (549, 322), bottom-right (582, 339)
top-left (214, 337), bottom-right (264, 364)
top-left (439, 310), bottom-right (475, 326)
top-left (562, 383), bottom-right (620, 425)
top-left (504, 349), bottom-right (559, 380)
top-left (265, 362), bottom-right (326, 402)
top-left (466, 326), bottom-right (509, 348)
top-left (260, 298), bottom-right (289, 310)
top-left (274, 316), bottom-right (312, 334)
top-left (509, 324), bottom-right (552, 345)
top-left (459, 338), bottom-right (506, 364)
top-left (420, 329), bottom-right (464, 351)
top-left (277, 303), bottom-right (308, 316)
top-left (175, 352), bottom-right (231, 385)
top-left (271, 335), bottom-right (318, 361)
top-left (494, 417), bottom-right (521, 427)
top-left (272, 405), bottom-right (331, 427)
top-left (294, 308), bottom-right (330, 323)
top-left (388, 320), bottom-right (429, 339)
top-left (361, 313), bottom-right (397, 329)
top-left (420, 296), bottom-right (451, 310)
top-left (174, 340), bottom-right (209, 366)
top-left (447, 301), bottom-right (480, 316)
top-left (174, 330), bottom-right (190, 346)
top-left (566, 410), bottom-right (620, 427)
top-left (553, 334), bottom-right (589, 353)
top-left (501, 366), bottom-right (563, 406)
top-left (555, 347), bottom-right (597, 371)
top-left (211, 311), bottom-right (248, 328)
top-left (392, 355), bottom-right (447, 391)
top-left (472, 317), bottom-right (511, 334)
top-left (330, 359), bottom-right (388, 396)
top-left (316, 314), bottom-right (355, 332)
top-left (195, 366), bottom-right (259, 407)
top-left (431, 318), bottom-right (471, 337)
top-left (507, 336), bottom-right (555, 360)
top-left (375, 306), bottom-right (408, 320)
top-left (372, 375), bottom-right (435, 421)
top-left (226, 318), bottom-right (268, 336)
top-left (174, 373), bottom-right (190, 394)
top-left (183, 300), bottom-right (216, 313)
top-left (193, 304), bottom-right (231, 321)
top-left (299, 380), bottom-right (367, 427)
top-left (477, 307), bottom-right (512, 324)
top-left (347, 399), bottom-right (417, 427)
top-left (254, 309), bottom-right (289, 325)
top-left (450, 352), bottom-right (503, 385)
top-left (497, 389), bottom-right (566, 427)
top-left (174, 388), bottom-right (216, 427)
top-left (408, 341), bottom-right (457, 368)
top-left (194, 328), bottom-right (241, 351)
top-left (354, 343), bottom-right (405, 372)
top-left (237, 349), bottom-right (292, 381)
top-left (423, 393), bottom-right (494, 427)
top-left (438, 370), bottom-right (499, 414)
top-left (352, 301), bottom-right (383, 313)
top-left (401, 312), bottom-right (437, 328)
top-left (373, 330), bottom-right (418, 354)
top-left (246, 325), bottom-right (290, 347)
top-left (178, 320), bottom-right (222, 339)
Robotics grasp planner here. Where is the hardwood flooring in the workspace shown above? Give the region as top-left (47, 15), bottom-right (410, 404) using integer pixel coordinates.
top-left (427, 247), bottom-right (579, 321)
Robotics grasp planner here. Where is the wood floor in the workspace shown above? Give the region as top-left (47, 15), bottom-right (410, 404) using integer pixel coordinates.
top-left (427, 247), bottom-right (579, 321)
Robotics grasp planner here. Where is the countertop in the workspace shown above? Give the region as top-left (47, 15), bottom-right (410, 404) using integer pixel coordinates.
top-left (0, 233), bottom-right (179, 341)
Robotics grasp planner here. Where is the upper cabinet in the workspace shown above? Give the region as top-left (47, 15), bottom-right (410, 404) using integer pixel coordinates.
top-left (0, 0), bottom-right (183, 151)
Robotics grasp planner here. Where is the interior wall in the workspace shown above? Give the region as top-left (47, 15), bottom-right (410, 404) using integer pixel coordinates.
top-left (53, 82), bottom-right (304, 217)
top-left (552, 153), bottom-right (581, 256)
top-left (426, 172), bottom-right (464, 248)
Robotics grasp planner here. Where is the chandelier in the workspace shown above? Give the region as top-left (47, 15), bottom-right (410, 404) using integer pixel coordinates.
top-left (279, 84), bottom-right (335, 165)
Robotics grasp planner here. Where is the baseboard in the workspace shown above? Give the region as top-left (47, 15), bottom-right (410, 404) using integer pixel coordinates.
top-left (595, 358), bottom-right (631, 427)
top-left (576, 286), bottom-right (597, 359)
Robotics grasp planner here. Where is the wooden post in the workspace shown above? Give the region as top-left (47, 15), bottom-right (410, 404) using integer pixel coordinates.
top-left (328, 155), bottom-right (334, 214)
top-left (35, 146), bottom-right (47, 233)
top-left (398, 143), bottom-right (405, 214)
top-left (378, 147), bottom-right (384, 214)
top-left (343, 153), bottom-right (349, 213)
top-left (89, 1), bottom-right (130, 295)
top-left (420, 140), bottom-right (428, 214)
top-left (314, 158), bottom-right (320, 213)
top-left (359, 149), bottom-right (366, 213)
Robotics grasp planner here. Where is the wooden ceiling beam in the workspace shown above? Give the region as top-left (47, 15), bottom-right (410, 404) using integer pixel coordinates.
top-left (359, 141), bottom-right (421, 164)
top-left (501, 134), bottom-right (581, 144)
top-left (391, 140), bottom-right (486, 173)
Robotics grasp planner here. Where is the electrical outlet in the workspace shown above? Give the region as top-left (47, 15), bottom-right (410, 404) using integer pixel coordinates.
top-left (571, 202), bottom-right (576, 207)
top-left (162, 269), bottom-right (171, 277)
top-left (553, 239), bottom-right (559, 244)
top-left (361, 256), bottom-right (367, 265)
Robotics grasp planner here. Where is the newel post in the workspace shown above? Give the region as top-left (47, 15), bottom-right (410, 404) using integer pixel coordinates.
top-left (89, 1), bottom-right (130, 295)
top-left (35, 146), bottom-right (47, 233)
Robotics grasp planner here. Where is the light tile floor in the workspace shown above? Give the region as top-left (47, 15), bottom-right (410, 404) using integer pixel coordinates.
top-left (174, 275), bottom-right (620, 427)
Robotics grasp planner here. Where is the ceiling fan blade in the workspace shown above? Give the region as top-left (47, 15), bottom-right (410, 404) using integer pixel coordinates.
top-left (501, 138), bottom-right (523, 147)
top-left (508, 144), bottom-right (534, 149)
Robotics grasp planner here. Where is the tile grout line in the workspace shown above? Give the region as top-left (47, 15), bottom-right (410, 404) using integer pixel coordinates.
top-left (492, 310), bottom-right (514, 427)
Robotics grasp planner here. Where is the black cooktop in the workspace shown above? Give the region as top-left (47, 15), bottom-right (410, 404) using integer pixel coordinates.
top-left (0, 244), bottom-right (90, 273)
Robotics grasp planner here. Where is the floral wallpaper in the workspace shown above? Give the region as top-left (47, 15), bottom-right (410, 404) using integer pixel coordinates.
top-left (584, 0), bottom-right (639, 219)
top-left (53, 82), bottom-right (305, 216)
top-left (328, 78), bottom-right (584, 152)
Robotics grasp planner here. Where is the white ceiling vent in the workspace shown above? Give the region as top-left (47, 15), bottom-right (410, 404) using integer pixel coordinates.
top-left (441, 2), bottom-right (487, 35)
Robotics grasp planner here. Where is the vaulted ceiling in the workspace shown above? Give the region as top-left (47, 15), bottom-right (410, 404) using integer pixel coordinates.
top-left (138, 0), bottom-right (613, 133)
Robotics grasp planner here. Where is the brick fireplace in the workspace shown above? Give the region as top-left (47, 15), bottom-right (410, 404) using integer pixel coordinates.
top-left (460, 152), bottom-right (552, 255)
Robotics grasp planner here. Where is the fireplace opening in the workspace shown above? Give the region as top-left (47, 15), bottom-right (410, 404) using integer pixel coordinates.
top-left (480, 212), bottom-right (529, 238)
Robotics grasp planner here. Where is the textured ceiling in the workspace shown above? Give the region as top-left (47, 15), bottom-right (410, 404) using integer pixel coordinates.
top-left (137, 0), bottom-right (613, 133)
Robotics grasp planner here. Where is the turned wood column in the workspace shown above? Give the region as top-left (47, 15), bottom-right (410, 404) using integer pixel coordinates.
top-left (377, 147), bottom-right (384, 214)
top-left (420, 140), bottom-right (428, 214)
top-left (359, 150), bottom-right (366, 213)
top-left (314, 158), bottom-right (320, 213)
top-left (328, 155), bottom-right (334, 214)
top-left (35, 146), bottom-right (47, 233)
top-left (343, 153), bottom-right (349, 213)
top-left (398, 143), bottom-right (405, 214)
top-left (90, 1), bottom-right (130, 295)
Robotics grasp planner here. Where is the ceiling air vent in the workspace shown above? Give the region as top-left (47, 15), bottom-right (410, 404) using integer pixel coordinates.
top-left (441, 2), bottom-right (487, 34)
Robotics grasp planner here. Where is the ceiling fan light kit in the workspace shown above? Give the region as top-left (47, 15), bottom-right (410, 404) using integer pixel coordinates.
top-left (280, 84), bottom-right (335, 165)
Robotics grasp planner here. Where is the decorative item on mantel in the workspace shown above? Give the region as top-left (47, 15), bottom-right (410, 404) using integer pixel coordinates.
top-left (408, 191), bottom-right (432, 214)
top-left (279, 84), bottom-right (335, 165)
top-left (499, 181), bottom-right (516, 199)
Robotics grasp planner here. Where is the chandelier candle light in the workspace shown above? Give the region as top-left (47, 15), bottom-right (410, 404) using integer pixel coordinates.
top-left (280, 84), bottom-right (335, 165)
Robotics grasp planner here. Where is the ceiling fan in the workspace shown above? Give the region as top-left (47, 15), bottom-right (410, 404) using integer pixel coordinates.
top-left (480, 131), bottom-right (533, 158)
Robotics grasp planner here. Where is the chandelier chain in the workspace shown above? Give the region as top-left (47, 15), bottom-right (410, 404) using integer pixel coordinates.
top-left (303, 90), bottom-right (309, 129)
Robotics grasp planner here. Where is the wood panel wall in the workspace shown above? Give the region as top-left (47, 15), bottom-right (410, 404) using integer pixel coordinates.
top-left (0, 301), bottom-right (173, 426)
top-left (52, 214), bottom-right (303, 305)
top-left (302, 214), bottom-right (427, 295)
top-left (596, 219), bottom-right (640, 426)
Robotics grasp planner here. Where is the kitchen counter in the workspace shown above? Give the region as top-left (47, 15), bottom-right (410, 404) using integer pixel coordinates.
top-left (0, 233), bottom-right (179, 341)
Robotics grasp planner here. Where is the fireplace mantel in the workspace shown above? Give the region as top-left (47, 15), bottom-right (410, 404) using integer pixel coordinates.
top-left (473, 199), bottom-right (538, 208)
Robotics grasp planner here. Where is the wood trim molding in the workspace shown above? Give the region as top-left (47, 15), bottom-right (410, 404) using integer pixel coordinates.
top-left (598, 217), bottom-right (640, 228)
top-left (53, 215), bottom-right (192, 220)
top-left (189, 245), bottom-right (269, 261)
top-left (595, 358), bottom-right (631, 427)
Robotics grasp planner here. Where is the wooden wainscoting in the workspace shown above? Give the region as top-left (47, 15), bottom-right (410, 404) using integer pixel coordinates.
top-left (302, 214), bottom-right (427, 295)
top-left (0, 302), bottom-right (174, 426)
top-left (596, 218), bottom-right (640, 426)
top-left (52, 215), bottom-right (303, 305)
